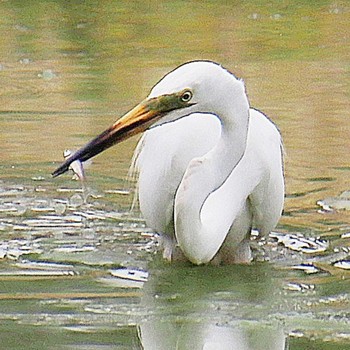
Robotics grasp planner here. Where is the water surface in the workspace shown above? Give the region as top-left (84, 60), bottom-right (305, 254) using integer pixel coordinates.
top-left (1, 1), bottom-right (350, 349)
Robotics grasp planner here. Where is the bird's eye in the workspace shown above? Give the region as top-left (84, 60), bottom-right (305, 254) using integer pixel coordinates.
top-left (180, 90), bottom-right (193, 103)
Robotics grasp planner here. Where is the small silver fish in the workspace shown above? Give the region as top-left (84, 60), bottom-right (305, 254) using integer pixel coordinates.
top-left (63, 149), bottom-right (86, 182)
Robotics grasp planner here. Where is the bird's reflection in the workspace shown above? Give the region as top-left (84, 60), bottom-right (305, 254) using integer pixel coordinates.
top-left (139, 322), bottom-right (287, 350)
top-left (137, 261), bottom-right (289, 350)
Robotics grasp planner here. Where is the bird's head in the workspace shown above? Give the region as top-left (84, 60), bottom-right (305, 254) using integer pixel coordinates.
top-left (52, 60), bottom-right (247, 177)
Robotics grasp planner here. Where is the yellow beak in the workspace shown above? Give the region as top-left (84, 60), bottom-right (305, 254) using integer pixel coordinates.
top-left (52, 99), bottom-right (164, 177)
top-left (52, 88), bottom-right (194, 178)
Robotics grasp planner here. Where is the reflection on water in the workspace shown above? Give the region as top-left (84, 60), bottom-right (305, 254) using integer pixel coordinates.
top-left (139, 264), bottom-right (287, 350)
top-left (1, 0), bottom-right (350, 349)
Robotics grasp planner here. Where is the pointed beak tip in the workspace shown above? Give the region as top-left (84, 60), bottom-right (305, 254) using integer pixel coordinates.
top-left (51, 162), bottom-right (70, 178)
top-left (51, 170), bottom-right (59, 178)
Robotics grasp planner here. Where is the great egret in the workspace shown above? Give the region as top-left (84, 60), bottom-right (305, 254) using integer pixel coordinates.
top-left (53, 60), bottom-right (284, 265)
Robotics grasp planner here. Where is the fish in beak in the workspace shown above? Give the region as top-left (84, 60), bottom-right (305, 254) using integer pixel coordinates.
top-left (52, 90), bottom-right (194, 178)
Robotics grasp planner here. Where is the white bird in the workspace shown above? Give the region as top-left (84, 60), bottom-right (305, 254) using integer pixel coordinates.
top-left (53, 60), bottom-right (284, 265)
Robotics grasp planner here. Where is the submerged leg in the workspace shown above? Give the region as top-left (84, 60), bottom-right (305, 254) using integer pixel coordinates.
top-left (159, 233), bottom-right (189, 263)
top-left (160, 234), bottom-right (176, 261)
top-left (232, 238), bottom-right (252, 264)
top-left (211, 237), bottom-right (252, 265)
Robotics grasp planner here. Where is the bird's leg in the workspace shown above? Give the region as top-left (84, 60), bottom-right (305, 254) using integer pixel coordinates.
top-left (214, 233), bottom-right (253, 265)
top-left (232, 238), bottom-right (252, 264)
top-left (160, 234), bottom-right (176, 262)
top-left (160, 233), bottom-right (189, 262)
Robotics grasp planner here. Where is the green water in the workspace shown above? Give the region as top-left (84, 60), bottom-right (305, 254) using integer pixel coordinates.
top-left (1, 1), bottom-right (350, 349)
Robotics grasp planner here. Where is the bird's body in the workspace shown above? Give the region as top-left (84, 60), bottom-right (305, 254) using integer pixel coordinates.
top-left (53, 60), bottom-right (284, 265)
top-left (135, 109), bottom-right (283, 264)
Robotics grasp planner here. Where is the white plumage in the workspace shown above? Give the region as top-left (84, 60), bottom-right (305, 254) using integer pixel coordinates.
top-left (53, 60), bottom-right (284, 265)
top-left (133, 61), bottom-right (284, 264)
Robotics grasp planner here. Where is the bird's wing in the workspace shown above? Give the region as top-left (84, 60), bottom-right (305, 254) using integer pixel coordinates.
top-left (133, 113), bottom-right (221, 234)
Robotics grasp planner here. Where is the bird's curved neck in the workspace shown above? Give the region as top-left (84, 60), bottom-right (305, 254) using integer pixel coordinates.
top-left (174, 95), bottom-right (250, 264)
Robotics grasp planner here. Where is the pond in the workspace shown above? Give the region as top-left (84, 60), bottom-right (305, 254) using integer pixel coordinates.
top-left (1, 1), bottom-right (350, 349)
